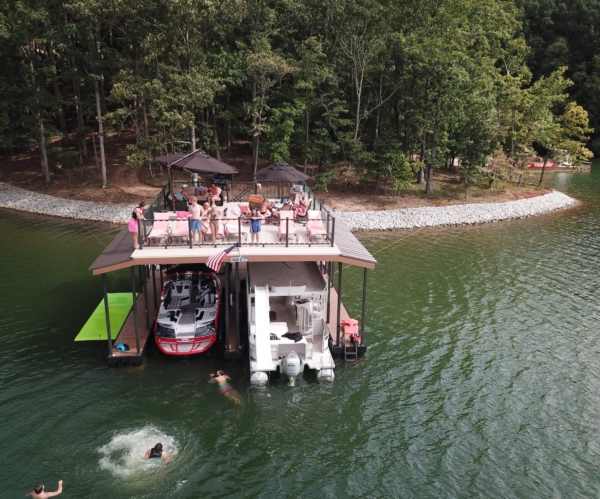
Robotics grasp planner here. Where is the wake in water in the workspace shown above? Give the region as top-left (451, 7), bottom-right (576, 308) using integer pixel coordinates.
top-left (98, 426), bottom-right (178, 477)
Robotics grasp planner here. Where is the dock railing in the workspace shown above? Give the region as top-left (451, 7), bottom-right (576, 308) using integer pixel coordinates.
top-left (136, 180), bottom-right (336, 250)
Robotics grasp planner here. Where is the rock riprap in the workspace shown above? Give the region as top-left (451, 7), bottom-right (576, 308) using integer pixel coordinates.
top-left (0, 182), bottom-right (132, 224)
top-left (336, 190), bottom-right (577, 232)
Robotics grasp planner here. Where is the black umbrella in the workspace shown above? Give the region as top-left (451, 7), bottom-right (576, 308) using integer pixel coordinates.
top-left (255, 162), bottom-right (309, 181)
top-left (155, 151), bottom-right (238, 175)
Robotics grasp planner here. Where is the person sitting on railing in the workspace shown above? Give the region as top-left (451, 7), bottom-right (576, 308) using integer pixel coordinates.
top-left (208, 183), bottom-right (222, 206)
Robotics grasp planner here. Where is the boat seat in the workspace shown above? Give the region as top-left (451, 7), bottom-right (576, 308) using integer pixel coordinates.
top-left (269, 322), bottom-right (288, 338)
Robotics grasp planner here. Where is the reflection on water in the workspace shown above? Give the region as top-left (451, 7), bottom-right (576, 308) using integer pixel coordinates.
top-left (1, 166), bottom-right (600, 497)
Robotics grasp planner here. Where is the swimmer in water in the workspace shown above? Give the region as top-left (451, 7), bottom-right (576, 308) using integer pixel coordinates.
top-left (144, 442), bottom-right (177, 461)
top-left (209, 370), bottom-right (242, 405)
top-left (28, 480), bottom-right (63, 498)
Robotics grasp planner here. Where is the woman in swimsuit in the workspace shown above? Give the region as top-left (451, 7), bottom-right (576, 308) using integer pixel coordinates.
top-left (208, 206), bottom-right (221, 246)
top-left (128, 201), bottom-right (146, 249)
top-left (248, 208), bottom-right (263, 245)
top-left (209, 370), bottom-right (241, 404)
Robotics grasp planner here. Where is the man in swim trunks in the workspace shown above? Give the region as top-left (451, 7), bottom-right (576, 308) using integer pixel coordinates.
top-left (209, 370), bottom-right (242, 404)
top-left (189, 196), bottom-right (204, 245)
top-left (29, 480), bottom-right (63, 498)
top-left (144, 442), bottom-right (176, 461)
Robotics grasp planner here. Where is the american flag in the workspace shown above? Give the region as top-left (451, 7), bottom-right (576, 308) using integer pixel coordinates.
top-left (206, 244), bottom-right (238, 273)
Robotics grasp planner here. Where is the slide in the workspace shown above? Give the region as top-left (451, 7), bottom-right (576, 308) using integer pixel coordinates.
top-left (253, 285), bottom-right (273, 371)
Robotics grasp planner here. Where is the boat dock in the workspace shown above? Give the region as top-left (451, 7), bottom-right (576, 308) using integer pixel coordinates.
top-left (87, 181), bottom-right (376, 367)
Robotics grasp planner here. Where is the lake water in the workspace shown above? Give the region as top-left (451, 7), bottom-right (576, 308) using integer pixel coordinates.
top-left (1, 167), bottom-right (599, 498)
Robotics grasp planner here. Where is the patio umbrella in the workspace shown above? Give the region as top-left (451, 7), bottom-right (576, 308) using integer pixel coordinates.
top-left (255, 162), bottom-right (309, 182)
top-left (155, 151), bottom-right (238, 175)
top-left (155, 151), bottom-right (238, 209)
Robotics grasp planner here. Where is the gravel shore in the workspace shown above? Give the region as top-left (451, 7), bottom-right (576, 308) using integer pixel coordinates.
top-left (337, 190), bottom-right (578, 232)
top-left (0, 181), bottom-right (577, 230)
top-left (0, 182), bottom-right (132, 224)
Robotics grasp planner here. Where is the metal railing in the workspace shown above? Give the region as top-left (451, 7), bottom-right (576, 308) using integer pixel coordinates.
top-left (136, 181), bottom-right (337, 250)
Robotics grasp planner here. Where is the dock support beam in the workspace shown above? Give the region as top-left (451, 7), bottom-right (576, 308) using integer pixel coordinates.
top-left (336, 262), bottom-right (342, 347)
top-left (326, 261), bottom-right (332, 323)
top-left (235, 262), bottom-right (240, 352)
top-left (224, 263), bottom-right (230, 342)
top-left (103, 274), bottom-right (113, 356)
top-left (361, 268), bottom-right (368, 344)
top-left (130, 266), bottom-right (141, 355)
top-left (141, 265), bottom-right (150, 330)
top-left (152, 265), bottom-right (157, 310)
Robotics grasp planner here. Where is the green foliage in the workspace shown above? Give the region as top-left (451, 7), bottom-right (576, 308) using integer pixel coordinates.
top-left (313, 171), bottom-right (337, 192)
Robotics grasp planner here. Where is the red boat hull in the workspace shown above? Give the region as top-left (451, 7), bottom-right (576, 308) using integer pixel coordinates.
top-left (155, 334), bottom-right (217, 355)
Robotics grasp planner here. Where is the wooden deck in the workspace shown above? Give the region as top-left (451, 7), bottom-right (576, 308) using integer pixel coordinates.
top-left (107, 268), bottom-right (160, 366)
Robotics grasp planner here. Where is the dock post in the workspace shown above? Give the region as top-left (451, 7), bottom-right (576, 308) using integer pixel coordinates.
top-left (224, 263), bottom-right (230, 343)
top-left (235, 262), bottom-right (240, 351)
top-left (152, 265), bottom-right (157, 310)
top-left (130, 266), bottom-right (141, 355)
top-left (326, 261), bottom-right (332, 323)
top-left (361, 268), bottom-right (368, 344)
top-left (159, 265), bottom-right (164, 291)
top-left (103, 274), bottom-right (113, 356)
top-left (141, 265), bottom-right (150, 330)
top-left (336, 262), bottom-right (342, 347)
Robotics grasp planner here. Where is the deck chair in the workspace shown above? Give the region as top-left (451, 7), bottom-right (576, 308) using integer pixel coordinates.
top-left (224, 218), bottom-right (247, 241)
top-left (170, 219), bottom-right (190, 243)
top-left (278, 211), bottom-right (298, 242)
top-left (147, 220), bottom-right (170, 245)
top-left (306, 210), bottom-right (328, 241)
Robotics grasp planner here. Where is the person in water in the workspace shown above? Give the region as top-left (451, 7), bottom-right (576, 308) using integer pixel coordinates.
top-left (209, 370), bottom-right (242, 404)
top-left (29, 480), bottom-right (63, 498)
top-left (144, 442), bottom-right (176, 461)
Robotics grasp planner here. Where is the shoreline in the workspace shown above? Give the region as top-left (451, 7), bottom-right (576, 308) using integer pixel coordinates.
top-left (0, 181), bottom-right (578, 230)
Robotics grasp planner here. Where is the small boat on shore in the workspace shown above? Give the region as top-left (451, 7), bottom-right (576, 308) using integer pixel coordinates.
top-left (154, 265), bottom-right (220, 355)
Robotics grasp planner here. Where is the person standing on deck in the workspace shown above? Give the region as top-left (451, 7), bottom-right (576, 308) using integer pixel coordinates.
top-left (208, 206), bottom-right (221, 247)
top-left (128, 201), bottom-right (146, 249)
top-left (189, 196), bottom-right (204, 246)
top-left (209, 370), bottom-right (242, 404)
top-left (248, 208), bottom-right (263, 245)
top-left (28, 480), bottom-right (63, 498)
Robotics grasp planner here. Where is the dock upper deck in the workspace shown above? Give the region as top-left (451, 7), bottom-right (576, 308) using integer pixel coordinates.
top-left (89, 183), bottom-right (376, 274)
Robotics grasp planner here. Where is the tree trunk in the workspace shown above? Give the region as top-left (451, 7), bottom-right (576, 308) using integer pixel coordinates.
top-left (38, 114), bottom-right (50, 185)
top-left (464, 184), bottom-right (469, 200)
top-left (94, 79), bottom-right (108, 188)
top-left (304, 89), bottom-right (309, 172)
top-left (417, 134), bottom-right (426, 184)
top-left (538, 155), bottom-right (549, 187)
top-left (190, 120), bottom-right (196, 152)
top-left (251, 72), bottom-right (258, 175)
top-left (46, 44), bottom-right (67, 137)
top-left (426, 91), bottom-right (442, 197)
top-left (212, 106), bottom-right (220, 159)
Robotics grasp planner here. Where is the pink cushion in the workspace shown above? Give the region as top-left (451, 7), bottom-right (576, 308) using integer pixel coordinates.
top-left (177, 211), bottom-right (190, 219)
top-left (154, 212), bottom-right (170, 220)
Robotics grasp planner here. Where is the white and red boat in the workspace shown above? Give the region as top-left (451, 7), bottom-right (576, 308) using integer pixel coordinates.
top-left (154, 266), bottom-right (220, 355)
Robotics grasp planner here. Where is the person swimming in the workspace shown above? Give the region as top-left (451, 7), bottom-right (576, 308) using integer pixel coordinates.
top-left (144, 442), bottom-right (176, 461)
top-left (29, 480), bottom-right (63, 498)
top-left (209, 370), bottom-right (242, 404)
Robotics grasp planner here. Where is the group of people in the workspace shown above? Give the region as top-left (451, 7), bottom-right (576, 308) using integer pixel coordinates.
top-left (28, 370), bottom-right (240, 496)
top-left (127, 182), bottom-right (311, 249)
top-left (189, 197), bottom-right (221, 246)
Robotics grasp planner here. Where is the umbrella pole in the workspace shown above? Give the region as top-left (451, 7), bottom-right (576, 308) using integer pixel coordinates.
top-left (167, 153), bottom-right (175, 211)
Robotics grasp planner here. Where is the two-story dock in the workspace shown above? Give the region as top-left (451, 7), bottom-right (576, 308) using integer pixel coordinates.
top-left (88, 181), bottom-right (376, 378)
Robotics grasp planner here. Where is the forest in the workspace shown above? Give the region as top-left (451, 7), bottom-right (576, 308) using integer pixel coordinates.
top-left (0, 0), bottom-right (597, 195)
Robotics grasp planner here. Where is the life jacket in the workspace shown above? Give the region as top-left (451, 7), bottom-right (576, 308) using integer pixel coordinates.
top-left (149, 447), bottom-right (162, 459)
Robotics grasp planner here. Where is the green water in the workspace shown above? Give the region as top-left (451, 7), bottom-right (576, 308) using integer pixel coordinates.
top-left (1, 168), bottom-right (600, 498)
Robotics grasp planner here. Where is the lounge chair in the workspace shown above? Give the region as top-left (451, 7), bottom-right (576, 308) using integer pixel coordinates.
top-left (147, 220), bottom-right (170, 245)
top-left (306, 210), bottom-right (328, 241)
top-left (278, 211), bottom-right (298, 242)
top-left (170, 219), bottom-right (191, 243)
top-left (224, 218), bottom-right (247, 242)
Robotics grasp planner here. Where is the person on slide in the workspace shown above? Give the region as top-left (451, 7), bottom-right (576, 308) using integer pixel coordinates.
top-left (144, 442), bottom-right (177, 461)
top-left (210, 370), bottom-right (242, 405)
top-left (29, 480), bottom-right (63, 498)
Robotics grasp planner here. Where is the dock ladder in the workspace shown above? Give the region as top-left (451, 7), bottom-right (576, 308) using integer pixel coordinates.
top-left (342, 318), bottom-right (359, 361)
